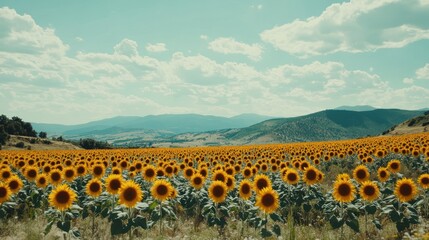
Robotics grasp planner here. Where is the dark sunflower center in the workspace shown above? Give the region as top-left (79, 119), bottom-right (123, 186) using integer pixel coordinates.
top-left (123, 187), bottom-right (137, 201)
top-left (77, 166), bottom-right (85, 174)
top-left (2, 171), bottom-right (11, 179)
top-left (422, 177), bottom-right (429, 185)
top-left (166, 166), bottom-right (173, 174)
top-left (121, 162), bottom-right (128, 168)
top-left (212, 185), bottom-right (225, 198)
top-left (380, 171), bottom-right (387, 178)
top-left (338, 183), bottom-right (351, 196)
top-left (215, 174), bottom-right (225, 182)
top-left (110, 179), bottom-right (121, 190)
top-left (287, 173), bottom-right (297, 182)
top-left (55, 190), bottom-right (70, 204)
top-left (226, 178), bottom-right (233, 187)
top-left (38, 177), bottom-right (46, 185)
top-left (200, 170), bottom-right (207, 177)
top-left (399, 184), bottom-right (412, 196)
top-left (93, 166), bottom-right (103, 175)
top-left (185, 169), bottom-right (193, 177)
top-left (65, 170), bottom-right (74, 178)
top-left (356, 169), bottom-right (367, 179)
top-left (193, 177), bottom-right (202, 185)
top-left (244, 169), bottom-right (251, 176)
top-left (51, 172), bottom-right (61, 181)
top-left (256, 179), bottom-right (268, 190)
top-left (9, 180), bottom-right (19, 190)
top-left (27, 169), bottom-right (37, 178)
top-left (146, 169), bottom-right (155, 177)
top-left (261, 194), bottom-right (275, 207)
top-left (363, 185), bottom-right (376, 196)
top-left (0, 187), bottom-right (7, 197)
top-left (241, 184), bottom-right (250, 194)
top-left (90, 182), bottom-right (101, 192)
top-left (306, 170), bottom-right (317, 181)
top-left (390, 163), bottom-right (399, 170)
top-left (156, 185), bottom-right (168, 196)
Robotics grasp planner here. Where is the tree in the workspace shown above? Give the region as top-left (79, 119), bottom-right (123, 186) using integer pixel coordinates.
top-left (0, 125), bottom-right (9, 145)
top-left (39, 131), bottom-right (47, 138)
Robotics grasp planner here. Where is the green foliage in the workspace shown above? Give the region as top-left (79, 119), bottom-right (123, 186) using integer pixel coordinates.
top-left (79, 138), bottom-right (112, 149)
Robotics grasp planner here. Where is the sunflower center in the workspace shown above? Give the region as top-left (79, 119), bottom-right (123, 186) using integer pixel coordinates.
top-left (93, 166), bottom-right (103, 175)
top-left (0, 187), bottom-right (7, 197)
top-left (55, 190), bottom-right (71, 204)
top-left (110, 179), bottom-right (121, 190)
top-left (9, 180), bottom-right (19, 190)
top-left (166, 166), bottom-right (173, 174)
top-left (390, 163), bottom-right (399, 170)
top-left (77, 166), bottom-right (85, 174)
top-left (261, 193), bottom-right (275, 207)
top-left (185, 169), bottom-right (193, 177)
top-left (90, 182), bottom-right (101, 192)
top-left (39, 177), bottom-right (46, 185)
top-left (244, 169), bottom-right (251, 176)
top-left (363, 186), bottom-right (376, 196)
top-left (193, 177), bottom-right (202, 185)
top-left (421, 177), bottom-right (429, 185)
top-left (212, 185), bottom-right (225, 198)
top-left (214, 174), bottom-right (225, 182)
top-left (241, 184), bottom-right (250, 194)
top-left (51, 172), bottom-right (61, 181)
top-left (146, 169), bottom-right (155, 177)
top-left (123, 187), bottom-right (137, 201)
top-left (380, 171), bottom-right (387, 178)
top-left (156, 185), bottom-right (168, 196)
top-left (256, 179), bottom-right (268, 190)
top-left (2, 171), bottom-right (11, 179)
top-left (287, 173), bottom-right (297, 182)
top-left (65, 170), bottom-right (74, 178)
top-left (356, 169), bottom-right (367, 179)
top-left (338, 183), bottom-right (351, 196)
top-left (27, 169), bottom-right (37, 178)
top-left (399, 184), bottom-right (412, 196)
top-left (306, 170), bottom-right (317, 180)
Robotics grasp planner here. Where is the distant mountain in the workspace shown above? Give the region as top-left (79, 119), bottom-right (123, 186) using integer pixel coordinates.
top-left (382, 112), bottom-right (429, 136)
top-left (32, 113), bottom-right (274, 140)
top-left (158, 109), bottom-right (426, 147)
top-left (333, 105), bottom-right (377, 111)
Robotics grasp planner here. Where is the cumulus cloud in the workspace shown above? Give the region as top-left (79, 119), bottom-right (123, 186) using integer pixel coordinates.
top-left (208, 37), bottom-right (263, 61)
top-left (114, 39), bottom-right (139, 57)
top-left (145, 43), bottom-right (167, 52)
top-left (260, 0), bottom-right (429, 57)
top-left (416, 63), bottom-right (429, 79)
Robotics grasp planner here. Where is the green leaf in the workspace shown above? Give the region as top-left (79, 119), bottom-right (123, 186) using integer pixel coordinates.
top-left (56, 220), bottom-right (71, 233)
top-left (346, 218), bottom-right (360, 233)
top-left (110, 219), bottom-right (126, 236)
top-left (43, 220), bottom-right (54, 235)
top-left (303, 203), bottom-right (311, 212)
top-left (260, 228), bottom-right (273, 238)
top-left (132, 216), bottom-right (147, 229)
top-left (372, 219), bottom-right (382, 230)
top-left (389, 210), bottom-right (400, 222)
top-left (71, 229), bottom-right (81, 238)
top-left (270, 213), bottom-right (285, 223)
top-left (329, 215), bottom-right (344, 229)
top-left (272, 224), bottom-right (281, 236)
top-left (365, 205), bottom-right (377, 215)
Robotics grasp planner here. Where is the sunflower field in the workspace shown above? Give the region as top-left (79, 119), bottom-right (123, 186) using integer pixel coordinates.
top-left (0, 133), bottom-right (429, 239)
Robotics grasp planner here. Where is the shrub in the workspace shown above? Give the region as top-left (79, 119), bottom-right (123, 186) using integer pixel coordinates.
top-left (15, 142), bottom-right (25, 148)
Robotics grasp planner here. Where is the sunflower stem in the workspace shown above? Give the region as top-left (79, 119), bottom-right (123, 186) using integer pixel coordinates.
top-left (340, 202), bottom-right (344, 240)
top-left (364, 203), bottom-right (368, 240)
top-left (159, 201), bottom-right (163, 236)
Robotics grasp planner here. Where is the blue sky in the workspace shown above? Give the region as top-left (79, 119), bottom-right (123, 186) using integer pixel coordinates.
top-left (1, 0), bottom-right (429, 124)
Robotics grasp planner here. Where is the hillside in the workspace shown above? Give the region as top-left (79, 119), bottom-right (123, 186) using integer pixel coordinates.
top-left (157, 109), bottom-right (425, 147)
top-left (382, 112), bottom-right (429, 135)
top-left (2, 135), bottom-right (82, 150)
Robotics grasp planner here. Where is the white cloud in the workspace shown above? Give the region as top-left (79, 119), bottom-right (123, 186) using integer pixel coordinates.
top-left (260, 0), bottom-right (429, 57)
top-left (208, 37), bottom-right (263, 61)
top-left (251, 4), bottom-right (263, 10)
top-left (0, 7), bottom-right (69, 56)
top-left (75, 37), bottom-right (84, 42)
top-left (200, 35), bottom-right (208, 40)
top-left (145, 43), bottom-right (167, 52)
top-left (403, 77), bottom-right (414, 84)
top-left (114, 39), bottom-right (139, 57)
top-left (416, 63), bottom-right (429, 79)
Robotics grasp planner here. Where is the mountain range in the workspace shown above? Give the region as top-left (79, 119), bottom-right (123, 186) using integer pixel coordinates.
top-left (32, 106), bottom-right (427, 147)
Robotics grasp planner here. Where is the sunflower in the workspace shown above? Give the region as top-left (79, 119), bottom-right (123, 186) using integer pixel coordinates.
top-left (388, 160), bottom-right (401, 173)
top-left (253, 174), bottom-right (272, 194)
top-left (303, 166), bottom-right (319, 185)
top-left (111, 167), bottom-right (122, 175)
top-left (283, 168), bottom-right (300, 185)
top-left (86, 178), bottom-right (103, 198)
top-left (336, 173), bottom-right (350, 182)
top-left (190, 173), bottom-right (205, 190)
top-left (255, 188), bottom-right (279, 214)
top-left (49, 169), bottom-right (63, 185)
top-left (0, 168), bottom-right (13, 181)
top-left (0, 182), bottom-right (11, 204)
top-left (76, 165), bottom-right (87, 176)
top-left (92, 164), bottom-right (105, 179)
top-left (105, 174), bottom-right (123, 195)
top-left (118, 180), bottom-right (143, 208)
top-left (183, 167), bottom-right (195, 180)
top-left (226, 175), bottom-right (235, 191)
top-left (377, 167), bottom-right (390, 182)
top-left (63, 167), bottom-right (76, 182)
top-left (418, 173), bottom-right (429, 189)
top-left (239, 179), bottom-right (253, 200)
top-left (394, 178), bottom-right (418, 202)
top-left (333, 180), bottom-right (356, 203)
top-left (208, 180), bottom-right (228, 203)
top-left (142, 165), bottom-right (157, 182)
top-left (48, 184), bottom-right (77, 211)
top-left (212, 169), bottom-right (227, 183)
top-left (242, 167), bottom-right (253, 179)
top-left (24, 166), bottom-right (38, 182)
top-left (353, 165), bottom-right (370, 183)
top-left (7, 175), bottom-right (23, 194)
top-left (359, 181), bottom-right (380, 202)
top-left (151, 179), bottom-right (173, 202)
top-left (36, 173), bottom-right (49, 188)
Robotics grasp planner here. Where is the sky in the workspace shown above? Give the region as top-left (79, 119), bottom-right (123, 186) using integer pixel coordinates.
top-left (0, 0), bottom-right (429, 125)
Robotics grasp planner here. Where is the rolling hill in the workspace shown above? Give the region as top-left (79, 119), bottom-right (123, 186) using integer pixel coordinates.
top-left (382, 111), bottom-right (429, 136)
